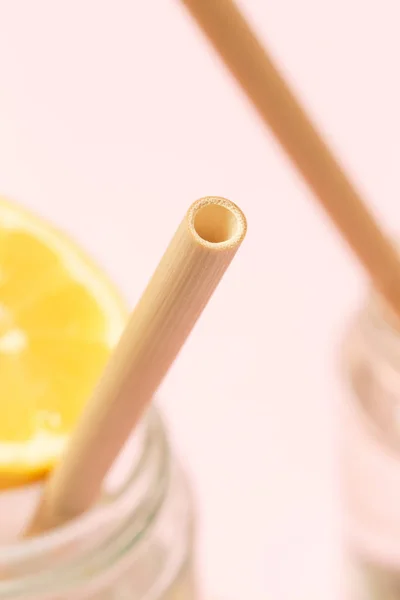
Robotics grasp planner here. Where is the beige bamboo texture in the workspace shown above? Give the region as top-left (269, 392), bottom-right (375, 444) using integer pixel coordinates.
top-left (180, 0), bottom-right (400, 319)
top-left (26, 196), bottom-right (246, 535)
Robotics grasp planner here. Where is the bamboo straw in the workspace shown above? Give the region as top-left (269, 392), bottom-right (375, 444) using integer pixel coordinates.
top-left (27, 196), bottom-right (247, 535)
top-left (180, 0), bottom-right (400, 319)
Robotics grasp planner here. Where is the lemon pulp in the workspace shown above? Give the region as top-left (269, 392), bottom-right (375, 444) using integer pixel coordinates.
top-left (0, 198), bottom-right (127, 486)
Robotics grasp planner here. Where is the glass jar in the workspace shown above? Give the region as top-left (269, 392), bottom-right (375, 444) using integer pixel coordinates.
top-left (0, 408), bottom-right (197, 600)
top-left (342, 292), bottom-right (400, 599)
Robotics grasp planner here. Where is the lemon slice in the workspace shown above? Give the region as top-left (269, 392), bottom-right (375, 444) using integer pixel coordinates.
top-left (0, 198), bottom-right (127, 486)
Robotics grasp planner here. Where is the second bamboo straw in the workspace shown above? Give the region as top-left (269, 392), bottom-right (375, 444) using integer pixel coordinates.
top-left (180, 0), bottom-right (400, 320)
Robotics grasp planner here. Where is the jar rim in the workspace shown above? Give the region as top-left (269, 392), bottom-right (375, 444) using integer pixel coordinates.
top-left (0, 408), bottom-right (170, 595)
top-left (344, 297), bottom-right (400, 457)
top-left (360, 293), bottom-right (400, 356)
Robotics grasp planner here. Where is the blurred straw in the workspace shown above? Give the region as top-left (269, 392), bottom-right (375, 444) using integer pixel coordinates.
top-left (180, 0), bottom-right (400, 318)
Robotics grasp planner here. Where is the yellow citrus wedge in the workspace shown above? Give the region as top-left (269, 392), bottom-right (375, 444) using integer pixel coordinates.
top-left (0, 198), bottom-right (127, 486)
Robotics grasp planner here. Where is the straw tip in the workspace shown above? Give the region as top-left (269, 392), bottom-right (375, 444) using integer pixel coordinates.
top-left (187, 196), bottom-right (247, 249)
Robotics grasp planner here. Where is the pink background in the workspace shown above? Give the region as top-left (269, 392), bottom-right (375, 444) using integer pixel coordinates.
top-left (1, 0), bottom-right (398, 598)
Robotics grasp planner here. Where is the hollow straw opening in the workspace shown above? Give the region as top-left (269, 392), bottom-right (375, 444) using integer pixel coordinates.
top-left (194, 204), bottom-right (237, 243)
top-left (188, 197), bottom-right (247, 248)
